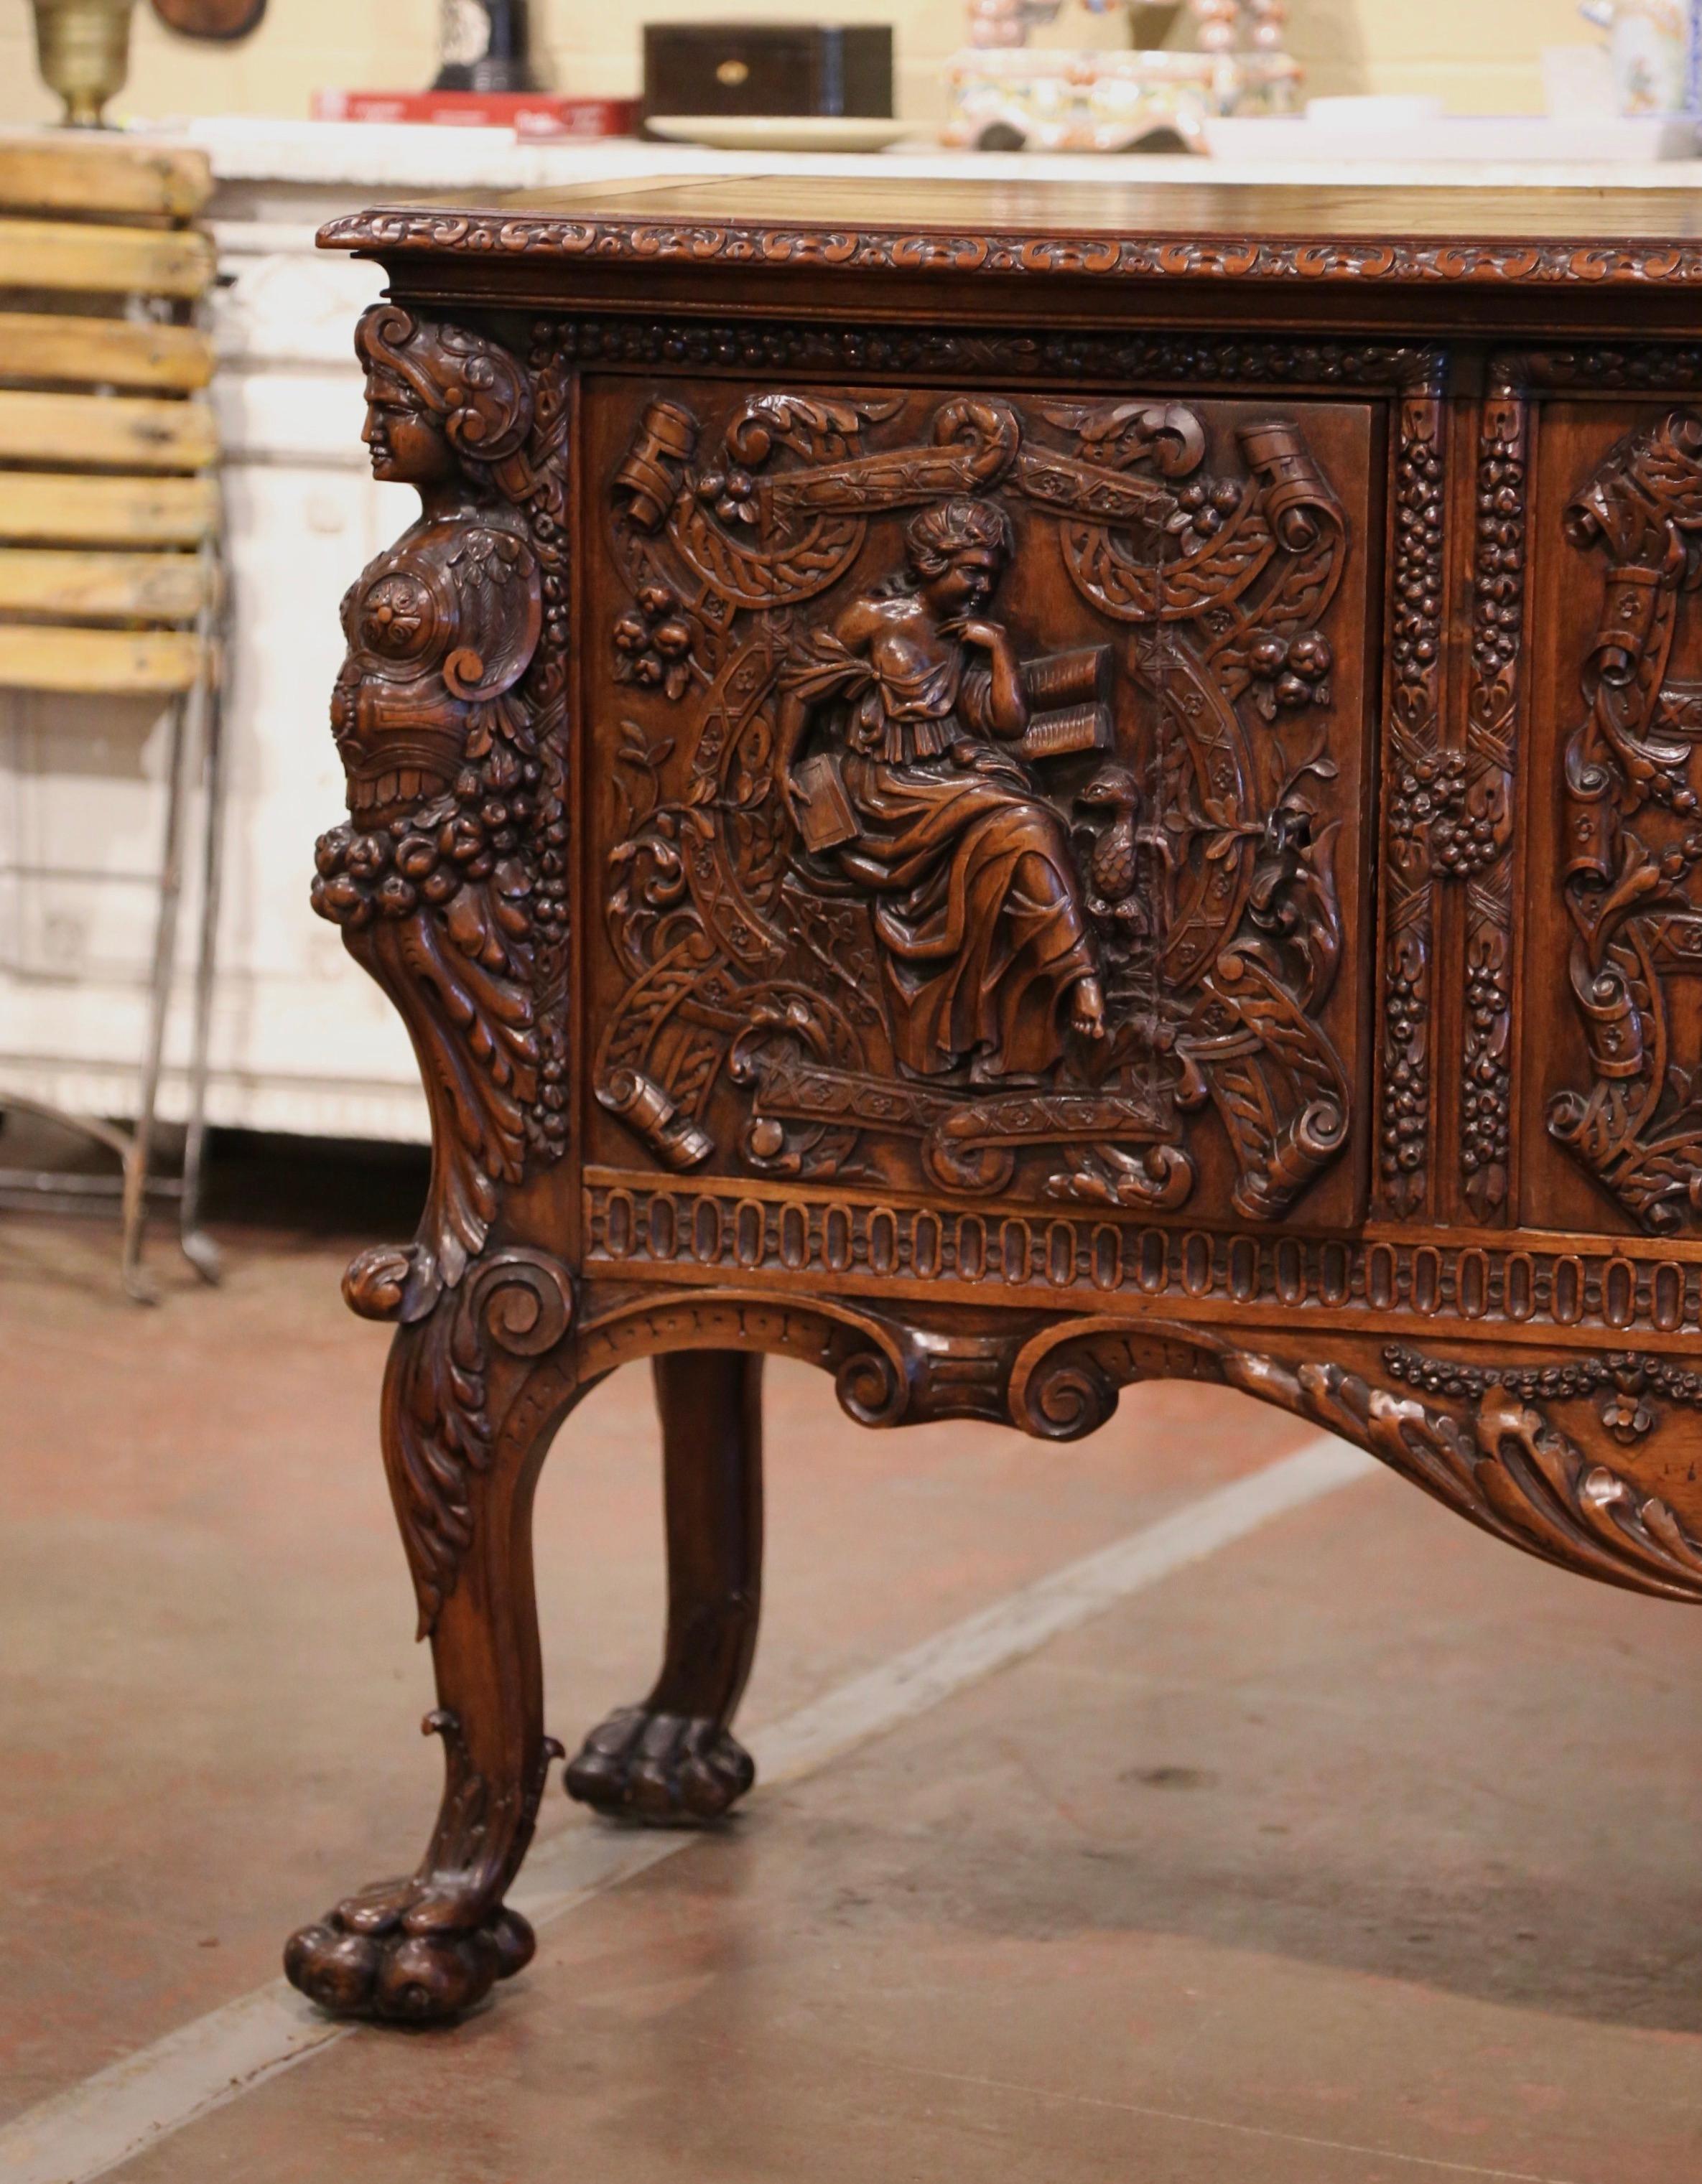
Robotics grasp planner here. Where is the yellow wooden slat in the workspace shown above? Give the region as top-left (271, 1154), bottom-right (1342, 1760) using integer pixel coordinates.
top-left (0, 472), bottom-right (217, 546)
top-left (0, 310), bottom-right (213, 391)
top-left (0, 218), bottom-right (213, 299)
top-left (0, 548), bottom-right (208, 621)
top-left (0, 388), bottom-right (215, 471)
top-left (0, 622), bottom-right (203, 694)
top-left (0, 139), bottom-right (210, 220)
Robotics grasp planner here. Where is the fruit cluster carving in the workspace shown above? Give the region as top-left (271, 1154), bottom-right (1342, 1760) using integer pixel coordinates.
top-left (312, 304), bottom-right (571, 1310)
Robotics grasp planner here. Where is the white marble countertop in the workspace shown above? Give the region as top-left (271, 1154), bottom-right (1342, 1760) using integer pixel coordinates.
top-left (151, 115), bottom-right (1702, 200)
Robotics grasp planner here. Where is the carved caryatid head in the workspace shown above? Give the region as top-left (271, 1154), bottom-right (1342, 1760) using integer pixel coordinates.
top-left (904, 496), bottom-right (1013, 621)
top-left (355, 304), bottom-right (534, 490)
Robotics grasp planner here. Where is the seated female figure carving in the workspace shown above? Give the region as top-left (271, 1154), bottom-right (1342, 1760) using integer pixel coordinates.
top-left (776, 496), bottom-right (1105, 1085)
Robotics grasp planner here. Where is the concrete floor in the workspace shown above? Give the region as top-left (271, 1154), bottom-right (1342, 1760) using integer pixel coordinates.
top-left (4, 1204), bottom-right (1701, 2181)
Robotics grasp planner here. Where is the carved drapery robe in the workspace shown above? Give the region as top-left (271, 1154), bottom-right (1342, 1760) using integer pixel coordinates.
top-left (783, 627), bottom-right (1097, 1081)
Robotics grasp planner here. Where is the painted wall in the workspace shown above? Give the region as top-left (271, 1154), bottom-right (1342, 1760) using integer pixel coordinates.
top-left (0, 0), bottom-right (1589, 132)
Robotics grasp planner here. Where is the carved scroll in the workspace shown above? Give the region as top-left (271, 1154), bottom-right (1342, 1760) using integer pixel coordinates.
top-left (1548, 408), bottom-right (1702, 1232)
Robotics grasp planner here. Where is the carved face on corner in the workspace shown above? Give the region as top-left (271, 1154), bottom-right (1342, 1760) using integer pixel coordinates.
top-left (361, 365), bottom-right (457, 487)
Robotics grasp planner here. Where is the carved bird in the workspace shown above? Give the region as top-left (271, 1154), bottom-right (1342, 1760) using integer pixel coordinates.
top-left (1074, 765), bottom-right (1146, 925)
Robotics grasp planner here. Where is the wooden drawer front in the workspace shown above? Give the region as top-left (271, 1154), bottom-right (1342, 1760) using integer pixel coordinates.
top-left (582, 376), bottom-right (1381, 1233)
top-left (1522, 395), bottom-right (1702, 1241)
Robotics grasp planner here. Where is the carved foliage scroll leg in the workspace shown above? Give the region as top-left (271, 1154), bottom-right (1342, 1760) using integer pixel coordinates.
top-left (284, 1264), bottom-right (576, 2023)
top-left (567, 1350), bottom-right (764, 1824)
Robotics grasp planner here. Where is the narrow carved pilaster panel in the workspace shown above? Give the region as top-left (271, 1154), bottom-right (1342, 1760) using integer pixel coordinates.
top-left (1545, 406), bottom-right (1702, 1234)
top-left (1454, 380), bottom-right (1528, 1220)
top-left (1376, 390), bottom-right (1447, 1218)
top-left (580, 372), bottom-right (1379, 1231)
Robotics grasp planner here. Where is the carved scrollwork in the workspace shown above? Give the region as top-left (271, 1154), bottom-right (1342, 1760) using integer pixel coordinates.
top-left (312, 305), bottom-right (572, 1307)
top-left (323, 210), bottom-right (1702, 292)
top-left (357, 1246), bottom-right (575, 1637)
top-left (592, 381), bottom-right (1357, 1224)
top-left (1219, 1347), bottom-right (1702, 1605)
top-left (1548, 408), bottom-right (1702, 1232)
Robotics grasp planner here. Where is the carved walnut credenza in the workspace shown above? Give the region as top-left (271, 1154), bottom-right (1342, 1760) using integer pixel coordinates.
top-left (284, 178), bottom-right (1702, 2022)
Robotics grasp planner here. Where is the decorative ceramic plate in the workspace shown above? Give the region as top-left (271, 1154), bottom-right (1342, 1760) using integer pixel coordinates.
top-left (645, 115), bottom-right (913, 152)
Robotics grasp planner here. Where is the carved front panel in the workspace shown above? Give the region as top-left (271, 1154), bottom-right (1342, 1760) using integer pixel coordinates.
top-left (582, 377), bottom-right (1380, 1230)
top-left (1523, 399), bottom-right (1702, 1238)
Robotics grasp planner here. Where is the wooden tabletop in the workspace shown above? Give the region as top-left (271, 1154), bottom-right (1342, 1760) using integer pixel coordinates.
top-left (320, 172), bottom-right (1702, 287)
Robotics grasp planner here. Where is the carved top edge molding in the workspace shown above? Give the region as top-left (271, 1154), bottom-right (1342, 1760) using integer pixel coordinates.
top-left (320, 213), bottom-right (1702, 291)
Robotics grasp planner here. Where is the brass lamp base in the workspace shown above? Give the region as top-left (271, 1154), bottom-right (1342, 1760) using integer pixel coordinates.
top-left (31, 0), bottom-right (136, 128)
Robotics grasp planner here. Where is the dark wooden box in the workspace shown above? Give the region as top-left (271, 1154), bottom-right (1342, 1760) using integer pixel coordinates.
top-left (641, 21), bottom-right (893, 121)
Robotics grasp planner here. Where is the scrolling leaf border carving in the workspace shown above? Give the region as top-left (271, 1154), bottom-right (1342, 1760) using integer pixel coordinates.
top-left (323, 211), bottom-right (1702, 292)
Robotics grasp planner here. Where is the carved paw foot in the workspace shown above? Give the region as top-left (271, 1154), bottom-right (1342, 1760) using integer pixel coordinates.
top-left (564, 1705), bottom-right (755, 1824)
top-left (284, 1877), bottom-right (535, 2023)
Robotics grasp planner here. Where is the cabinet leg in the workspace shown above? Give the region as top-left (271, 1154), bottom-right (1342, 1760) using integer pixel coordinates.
top-left (284, 1327), bottom-right (566, 2022)
top-left (567, 1350), bottom-right (764, 1824)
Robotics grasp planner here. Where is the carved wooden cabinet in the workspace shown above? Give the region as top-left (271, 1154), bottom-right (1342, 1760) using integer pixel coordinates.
top-left (284, 180), bottom-right (1702, 2022)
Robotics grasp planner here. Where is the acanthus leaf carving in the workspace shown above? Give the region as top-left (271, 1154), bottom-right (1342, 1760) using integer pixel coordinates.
top-left (1219, 1345), bottom-right (1702, 1605)
top-left (377, 1247), bottom-right (575, 1638)
top-left (1548, 406), bottom-right (1702, 1232)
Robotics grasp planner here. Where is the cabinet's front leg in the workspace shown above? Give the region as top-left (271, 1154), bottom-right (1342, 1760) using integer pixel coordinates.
top-left (567, 1350), bottom-right (764, 1824)
top-left (285, 1291), bottom-right (572, 2022)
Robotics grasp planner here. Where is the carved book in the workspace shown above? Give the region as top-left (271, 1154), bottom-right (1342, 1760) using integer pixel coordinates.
top-left (281, 177), bottom-right (1702, 2026)
top-left (792, 750), bottom-right (860, 850)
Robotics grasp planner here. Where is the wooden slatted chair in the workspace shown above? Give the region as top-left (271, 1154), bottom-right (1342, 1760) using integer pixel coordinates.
top-left (0, 131), bottom-right (225, 1300)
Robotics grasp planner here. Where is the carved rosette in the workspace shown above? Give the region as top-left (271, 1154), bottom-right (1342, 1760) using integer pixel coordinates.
top-left (1452, 377), bottom-right (1527, 1220)
top-left (1377, 388), bottom-right (1446, 1216)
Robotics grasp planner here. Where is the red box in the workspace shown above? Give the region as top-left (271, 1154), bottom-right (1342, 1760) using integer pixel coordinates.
top-left (314, 89), bottom-right (638, 139)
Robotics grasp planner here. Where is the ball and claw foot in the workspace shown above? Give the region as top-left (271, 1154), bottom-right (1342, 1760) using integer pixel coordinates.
top-left (284, 1880), bottom-right (536, 2023)
top-left (565, 1705), bottom-right (755, 1824)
